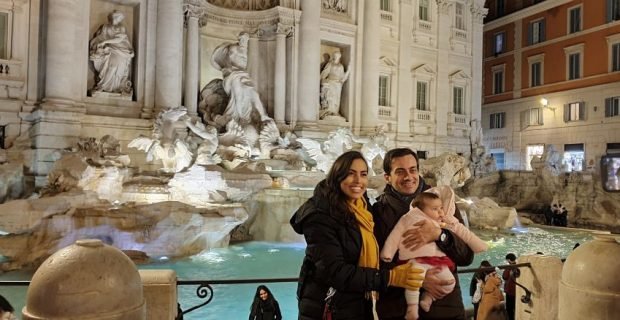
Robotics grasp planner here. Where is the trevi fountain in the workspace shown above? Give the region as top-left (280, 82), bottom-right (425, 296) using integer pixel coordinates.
top-left (0, 0), bottom-right (618, 319)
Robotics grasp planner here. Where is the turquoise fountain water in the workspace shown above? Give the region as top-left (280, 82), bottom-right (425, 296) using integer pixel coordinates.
top-left (0, 226), bottom-right (592, 319)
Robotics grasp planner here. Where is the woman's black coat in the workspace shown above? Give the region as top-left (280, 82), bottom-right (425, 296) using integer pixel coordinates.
top-left (290, 180), bottom-right (390, 320)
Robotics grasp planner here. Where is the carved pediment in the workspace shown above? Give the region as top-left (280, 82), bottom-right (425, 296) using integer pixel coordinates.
top-left (411, 63), bottom-right (435, 75)
top-left (207, 0), bottom-right (279, 11)
top-left (449, 70), bottom-right (470, 80)
top-left (379, 56), bottom-right (397, 67)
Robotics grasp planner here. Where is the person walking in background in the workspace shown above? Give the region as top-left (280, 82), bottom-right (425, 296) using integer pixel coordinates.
top-left (249, 285), bottom-right (282, 320)
top-left (477, 269), bottom-right (506, 320)
top-left (290, 151), bottom-right (424, 319)
top-left (373, 148), bottom-right (474, 320)
top-left (502, 253), bottom-right (520, 320)
top-left (470, 260), bottom-right (492, 320)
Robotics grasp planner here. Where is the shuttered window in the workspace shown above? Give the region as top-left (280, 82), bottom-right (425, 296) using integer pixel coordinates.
top-left (416, 81), bottom-right (428, 111)
top-left (563, 102), bottom-right (585, 122)
top-left (419, 0), bottom-right (429, 21)
top-left (568, 53), bottom-right (581, 80)
top-left (490, 112), bottom-right (505, 129)
top-left (569, 7), bottom-right (581, 34)
top-left (520, 108), bottom-right (543, 130)
top-left (605, 97), bottom-right (620, 117)
top-left (528, 19), bottom-right (546, 45)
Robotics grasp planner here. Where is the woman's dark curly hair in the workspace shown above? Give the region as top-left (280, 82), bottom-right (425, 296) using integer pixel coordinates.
top-left (250, 285), bottom-right (277, 315)
top-left (325, 150), bottom-right (368, 224)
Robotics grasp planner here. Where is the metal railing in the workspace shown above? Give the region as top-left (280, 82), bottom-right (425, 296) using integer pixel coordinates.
top-left (0, 263), bottom-right (533, 317)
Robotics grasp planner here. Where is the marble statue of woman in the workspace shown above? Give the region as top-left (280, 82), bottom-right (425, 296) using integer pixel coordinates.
top-left (319, 50), bottom-right (350, 120)
top-left (210, 32), bottom-right (270, 126)
top-left (89, 10), bottom-right (134, 96)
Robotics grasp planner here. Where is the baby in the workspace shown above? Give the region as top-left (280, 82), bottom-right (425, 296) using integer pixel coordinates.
top-left (381, 186), bottom-right (488, 320)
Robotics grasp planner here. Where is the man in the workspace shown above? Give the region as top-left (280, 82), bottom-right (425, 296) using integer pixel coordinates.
top-left (502, 253), bottom-right (520, 320)
top-left (373, 148), bottom-right (474, 320)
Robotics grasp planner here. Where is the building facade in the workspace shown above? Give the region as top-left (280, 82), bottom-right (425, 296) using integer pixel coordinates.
top-left (0, 0), bottom-right (485, 185)
top-left (482, 0), bottom-right (620, 171)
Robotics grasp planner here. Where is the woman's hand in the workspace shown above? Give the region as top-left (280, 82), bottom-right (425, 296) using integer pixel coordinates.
top-left (388, 263), bottom-right (424, 291)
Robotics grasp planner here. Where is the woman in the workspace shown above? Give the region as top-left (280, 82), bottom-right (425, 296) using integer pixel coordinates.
top-left (470, 260), bottom-right (492, 320)
top-left (249, 285), bottom-right (282, 320)
top-left (290, 151), bottom-right (424, 319)
top-left (477, 270), bottom-right (506, 320)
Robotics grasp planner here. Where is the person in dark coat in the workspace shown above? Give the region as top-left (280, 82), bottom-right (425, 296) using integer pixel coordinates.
top-left (290, 151), bottom-right (424, 320)
top-left (502, 253), bottom-right (520, 320)
top-left (249, 285), bottom-right (282, 320)
top-left (373, 148), bottom-right (474, 320)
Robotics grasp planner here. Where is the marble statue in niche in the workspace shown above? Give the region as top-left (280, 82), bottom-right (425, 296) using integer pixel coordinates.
top-left (89, 10), bottom-right (134, 97)
top-left (211, 31), bottom-right (270, 126)
top-left (319, 50), bottom-right (349, 120)
top-left (200, 31), bottom-right (282, 160)
top-left (322, 0), bottom-right (347, 13)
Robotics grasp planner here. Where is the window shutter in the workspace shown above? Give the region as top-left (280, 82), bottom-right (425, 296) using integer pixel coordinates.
top-left (608, 0), bottom-right (614, 23)
top-left (538, 108), bottom-right (544, 125)
top-left (605, 97), bottom-right (613, 117)
top-left (579, 102), bottom-right (586, 120)
top-left (520, 110), bottom-right (528, 130)
top-left (540, 20), bottom-right (546, 42)
top-left (490, 114), bottom-right (495, 129)
top-left (527, 23), bottom-right (533, 45)
top-left (563, 104), bottom-right (569, 122)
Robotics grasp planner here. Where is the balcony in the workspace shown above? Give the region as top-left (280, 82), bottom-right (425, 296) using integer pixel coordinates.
top-left (380, 11), bottom-right (393, 22)
top-left (413, 109), bottom-right (433, 122)
top-left (378, 106), bottom-right (393, 118)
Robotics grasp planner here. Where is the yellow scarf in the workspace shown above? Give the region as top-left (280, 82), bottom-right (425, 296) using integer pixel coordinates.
top-left (349, 197), bottom-right (379, 269)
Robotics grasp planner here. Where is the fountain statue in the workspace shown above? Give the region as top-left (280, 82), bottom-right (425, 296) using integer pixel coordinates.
top-left (200, 32), bottom-right (282, 160)
top-left (319, 50), bottom-right (350, 120)
top-left (89, 10), bottom-right (134, 97)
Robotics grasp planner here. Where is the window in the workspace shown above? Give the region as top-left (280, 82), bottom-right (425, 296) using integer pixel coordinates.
top-left (416, 81), bottom-right (428, 110)
top-left (0, 125), bottom-right (5, 149)
top-left (497, 0), bottom-right (505, 17)
top-left (493, 69), bottom-right (504, 94)
top-left (520, 108), bottom-right (543, 130)
top-left (613, 43), bottom-right (620, 72)
top-left (528, 19), bottom-right (546, 45)
top-left (490, 112), bottom-right (505, 129)
top-left (380, 0), bottom-right (391, 11)
top-left (417, 150), bottom-right (428, 160)
top-left (494, 32), bottom-right (505, 55)
top-left (378, 75), bottom-right (389, 106)
top-left (0, 13), bottom-right (8, 60)
top-left (568, 53), bottom-right (581, 80)
top-left (526, 144), bottom-right (544, 170)
top-left (607, 0), bottom-right (620, 22)
top-left (455, 3), bottom-right (465, 30)
top-left (605, 96), bottom-right (620, 117)
top-left (564, 102), bottom-right (585, 122)
top-left (453, 86), bottom-right (464, 114)
top-left (601, 155), bottom-right (620, 191)
top-left (491, 152), bottom-right (505, 170)
top-left (419, 0), bottom-right (429, 21)
top-left (569, 6), bottom-right (582, 34)
top-left (563, 143), bottom-right (584, 172)
top-left (531, 62), bottom-right (542, 87)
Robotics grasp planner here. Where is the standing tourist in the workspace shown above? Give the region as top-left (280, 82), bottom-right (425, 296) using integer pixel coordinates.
top-left (373, 148), bottom-right (474, 320)
top-left (290, 151), bottom-right (424, 319)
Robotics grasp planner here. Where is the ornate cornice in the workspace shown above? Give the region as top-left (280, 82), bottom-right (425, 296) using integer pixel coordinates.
top-left (184, 0), bottom-right (208, 27)
top-left (203, 2), bottom-right (300, 32)
top-left (276, 22), bottom-right (294, 36)
top-left (470, 4), bottom-right (488, 24)
top-left (436, 0), bottom-right (453, 15)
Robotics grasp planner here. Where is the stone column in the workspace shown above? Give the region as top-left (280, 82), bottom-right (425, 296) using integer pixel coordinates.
top-left (43, 0), bottom-right (85, 109)
top-left (183, 4), bottom-right (206, 117)
top-left (360, 0), bottom-right (380, 134)
top-left (296, 0), bottom-right (320, 128)
top-left (435, 0), bottom-right (453, 137)
top-left (274, 24), bottom-right (289, 124)
top-left (156, 0), bottom-right (184, 111)
top-left (248, 33), bottom-right (260, 85)
top-left (396, 0), bottom-right (414, 142)
top-left (470, 3), bottom-right (488, 123)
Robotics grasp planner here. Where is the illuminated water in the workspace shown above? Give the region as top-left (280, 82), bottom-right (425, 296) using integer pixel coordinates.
top-left (0, 226), bottom-right (593, 319)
